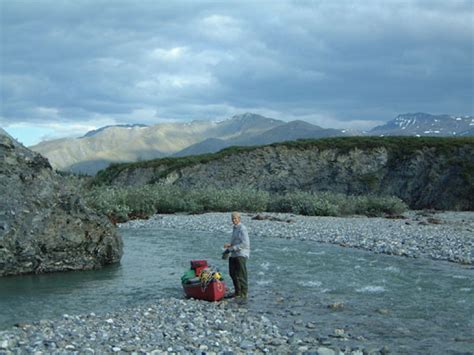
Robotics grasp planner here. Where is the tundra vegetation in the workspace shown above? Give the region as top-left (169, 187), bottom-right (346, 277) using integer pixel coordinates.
top-left (82, 184), bottom-right (408, 223)
top-left (65, 136), bottom-right (474, 222)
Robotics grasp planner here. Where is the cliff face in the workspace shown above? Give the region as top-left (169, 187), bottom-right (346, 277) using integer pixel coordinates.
top-left (0, 129), bottom-right (123, 277)
top-left (100, 138), bottom-right (474, 210)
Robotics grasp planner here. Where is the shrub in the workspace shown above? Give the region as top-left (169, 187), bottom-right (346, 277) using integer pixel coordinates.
top-left (267, 191), bottom-right (407, 217)
top-left (83, 184), bottom-right (408, 222)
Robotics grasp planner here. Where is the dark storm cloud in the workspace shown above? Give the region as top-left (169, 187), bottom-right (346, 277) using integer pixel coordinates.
top-left (1, 0), bottom-right (473, 132)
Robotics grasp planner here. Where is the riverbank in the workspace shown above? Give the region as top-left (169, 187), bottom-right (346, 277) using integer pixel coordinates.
top-left (121, 210), bottom-right (474, 265)
top-left (0, 297), bottom-right (389, 354)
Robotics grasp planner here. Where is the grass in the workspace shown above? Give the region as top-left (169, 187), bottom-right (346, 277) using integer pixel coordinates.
top-left (83, 185), bottom-right (408, 223)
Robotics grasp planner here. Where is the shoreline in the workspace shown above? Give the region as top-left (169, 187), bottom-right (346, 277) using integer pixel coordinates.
top-left (0, 298), bottom-right (392, 354)
top-left (121, 210), bottom-right (474, 265)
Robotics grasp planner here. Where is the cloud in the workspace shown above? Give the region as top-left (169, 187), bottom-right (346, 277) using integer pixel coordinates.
top-left (199, 14), bottom-right (243, 42)
top-left (4, 118), bottom-right (118, 146)
top-left (1, 0), bottom-right (472, 144)
top-left (149, 47), bottom-right (187, 61)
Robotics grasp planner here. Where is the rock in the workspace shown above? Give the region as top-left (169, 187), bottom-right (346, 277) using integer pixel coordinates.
top-left (427, 217), bottom-right (443, 225)
top-left (276, 297), bottom-right (285, 303)
top-left (320, 339), bottom-right (332, 346)
top-left (327, 302), bottom-right (345, 310)
top-left (252, 214), bottom-right (295, 223)
top-left (240, 340), bottom-right (255, 350)
top-left (0, 130), bottom-right (123, 276)
top-left (316, 346), bottom-right (336, 355)
top-left (270, 338), bottom-right (285, 346)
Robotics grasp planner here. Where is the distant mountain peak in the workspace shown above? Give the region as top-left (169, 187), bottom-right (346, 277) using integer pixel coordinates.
top-left (370, 112), bottom-right (473, 136)
top-left (82, 124), bottom-right (148, 138)
top-left (285, 120), bottom-right (324, 130)
top-left (227, 112), bottom-right (282, 124)
top-left (232, 112), bottom-right (265, 119)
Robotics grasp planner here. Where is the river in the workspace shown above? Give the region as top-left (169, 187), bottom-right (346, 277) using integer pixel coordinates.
top-left (1, 227), bottom-right (473, 353)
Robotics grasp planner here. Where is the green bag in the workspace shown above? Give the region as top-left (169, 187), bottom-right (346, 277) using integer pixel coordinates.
top-left (181, 269), bottom-right (196, 284)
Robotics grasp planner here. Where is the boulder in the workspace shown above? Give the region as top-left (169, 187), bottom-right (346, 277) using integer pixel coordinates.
top-left (0, 128), bottom-right (123, 276)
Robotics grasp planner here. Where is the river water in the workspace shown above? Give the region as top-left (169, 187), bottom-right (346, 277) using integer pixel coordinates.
top-left (1, 227), bottom-right (473, 353)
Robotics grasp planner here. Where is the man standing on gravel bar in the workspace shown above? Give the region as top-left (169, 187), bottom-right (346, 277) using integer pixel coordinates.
top-left (224, 212), bottom-right (250, 303)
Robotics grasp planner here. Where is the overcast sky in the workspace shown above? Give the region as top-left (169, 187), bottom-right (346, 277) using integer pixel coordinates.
top-left (1, 0), bottom-right (473, 145)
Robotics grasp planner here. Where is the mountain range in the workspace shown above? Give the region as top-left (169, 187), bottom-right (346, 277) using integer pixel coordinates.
top-left (173, 118), bottom-right (353, 157)
top-left (370, 113), bottom-right (474, 137)
top-left (28, 112), bottom-right (474, 175)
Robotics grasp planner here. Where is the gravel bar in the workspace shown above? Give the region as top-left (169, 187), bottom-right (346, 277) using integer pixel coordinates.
top-left (0, 298), bottom-right (384, 354)
top-left (122, 211), bottom-right (474, 265)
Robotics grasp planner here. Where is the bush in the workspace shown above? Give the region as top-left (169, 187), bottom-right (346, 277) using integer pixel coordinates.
top-left (268, 192), bottom-right (338, 216)
top-left (83, 184), bottom-right (408, 222)
top-left (267, 191), bottom-right (407, 217)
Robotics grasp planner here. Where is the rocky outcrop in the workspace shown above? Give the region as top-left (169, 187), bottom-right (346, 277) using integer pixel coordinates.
top-left (0, 128), bottom-right (123, 276)
top-left (98, 137), bottom-right (474, 210)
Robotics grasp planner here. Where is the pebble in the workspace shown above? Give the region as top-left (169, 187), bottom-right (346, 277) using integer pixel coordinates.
top-left (5, 298), bottom-right (387, 354)
top-left (317, 346), bottom-right (336, 355)
top-left (240, 340), bottom-right (254, 349)
top-left (328, 302), bottom-right (345, 310)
